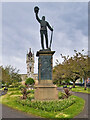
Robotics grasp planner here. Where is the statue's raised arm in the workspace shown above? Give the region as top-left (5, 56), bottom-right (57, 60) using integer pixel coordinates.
top-left (36, 13), bottom-right (41, 23)
top-left (34, 6), bottom-right (41, 23)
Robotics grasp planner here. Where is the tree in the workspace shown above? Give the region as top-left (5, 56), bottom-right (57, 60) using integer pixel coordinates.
top-left (5, 65), bottom-right (22, 83)
top-left (60, 54), bottom-right (80, 88)
top-left (1, 65), bottom-right (22, 87)
top-left (1, 66), bottom-right (11, 86)
top-left (73, 50), bottom-right (88, 89)
top-left (25, 78), bottom-right (35, 86)
top-left (53, 50), bottom-right (88, 88)
top-left (53, 64), bottom-right (67, 85)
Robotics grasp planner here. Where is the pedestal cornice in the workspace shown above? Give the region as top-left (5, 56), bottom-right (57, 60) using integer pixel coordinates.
top-left (36, 50), bottom-right (55, 56)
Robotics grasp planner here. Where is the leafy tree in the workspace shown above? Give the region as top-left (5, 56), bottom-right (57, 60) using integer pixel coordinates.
top-left (1, 66), bottom-right (11, 86)
top-left (60, 54), bottom-right (80, 88)
top-left (5, 65), bottom-right (22, 83)
top-left (25, 78), bottom-right (35, 86)
top-left (53, 64), bottom-right (67, 85)
top-left (1, 65), bottom-right (22, 87)
top-left (53, 50), bottom-right (88, 88)
top-left (73, 50), bottom-right (88, 89)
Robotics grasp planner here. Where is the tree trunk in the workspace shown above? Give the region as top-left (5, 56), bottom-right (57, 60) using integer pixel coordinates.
top-left (73, 81), bottom-right (75, 88)
top-left (84, 79), bottom-right (87, 90)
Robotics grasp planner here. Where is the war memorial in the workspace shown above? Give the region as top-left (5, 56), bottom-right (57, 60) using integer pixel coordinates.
top-left (34, 6), bottom-right (58, 100)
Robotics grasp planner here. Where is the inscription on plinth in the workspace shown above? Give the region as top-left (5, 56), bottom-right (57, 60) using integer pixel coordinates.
top-left (39, 55), bottom-right (52, 80)
top-left (37, 50), bottom-right (55, 81)
top-left (35, 50), bottom-right (58, 100)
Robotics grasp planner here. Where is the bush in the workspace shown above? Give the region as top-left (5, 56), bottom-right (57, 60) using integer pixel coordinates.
top-left (25, 78), bottom-right (35, 86)
top-left (21, 87), bottom-right (27, 99)
top-left (64, 88), bottom-right (71, 98)
top-left (19, 85), bottom-right (27, 99)
top-left (64, 88), bottom-right (70, 95)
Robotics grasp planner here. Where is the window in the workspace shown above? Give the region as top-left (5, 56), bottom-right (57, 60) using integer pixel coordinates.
top-left (30, 67), bottom-right (31, 72)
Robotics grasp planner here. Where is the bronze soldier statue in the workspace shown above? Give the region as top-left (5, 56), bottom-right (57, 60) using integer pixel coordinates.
top-left (34, 6), bottom-right (53, 50)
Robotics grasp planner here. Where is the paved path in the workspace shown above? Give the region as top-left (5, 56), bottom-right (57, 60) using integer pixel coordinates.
top-left (72, 92), bottom-right (90, 119)
top-left (1, 104), bottom-right (40, 119)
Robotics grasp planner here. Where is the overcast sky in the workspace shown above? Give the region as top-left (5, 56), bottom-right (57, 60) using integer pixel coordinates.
top-left (2, 2), bottom-right (88, 74)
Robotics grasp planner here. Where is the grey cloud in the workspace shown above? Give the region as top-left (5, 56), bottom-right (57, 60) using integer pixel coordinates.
top-left (2, 2), bottom-right (88, 73)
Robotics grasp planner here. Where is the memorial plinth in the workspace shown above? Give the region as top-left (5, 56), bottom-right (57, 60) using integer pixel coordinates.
top-left (35, 49), bottom-right (58, 100)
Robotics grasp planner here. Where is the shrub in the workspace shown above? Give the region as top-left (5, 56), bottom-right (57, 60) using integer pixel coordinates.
top-left (64, 88), bottom-right (71, 98)
top-left (19, 85), bottom-right (27, 99)
top-left (21, 87), bottom-right (27, 99)
top-left (25, 78), bottom-right (35, 86)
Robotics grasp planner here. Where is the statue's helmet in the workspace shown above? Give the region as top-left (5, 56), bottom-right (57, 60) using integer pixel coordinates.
top-left (34, 6), bottom-right (39, 13)
top-left (42, 16), bottom-right (45, 20)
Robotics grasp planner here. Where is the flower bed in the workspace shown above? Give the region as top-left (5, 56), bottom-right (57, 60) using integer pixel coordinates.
top-left (16, 95), bottom-right (75, 112)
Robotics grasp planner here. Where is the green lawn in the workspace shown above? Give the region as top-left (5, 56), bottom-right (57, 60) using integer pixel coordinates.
top-left (59, 85), bottom-right (90, 94)
top-left (71, 86), bottom-right (90, 94)
top-left (0, 87), bottom-right (85, 119)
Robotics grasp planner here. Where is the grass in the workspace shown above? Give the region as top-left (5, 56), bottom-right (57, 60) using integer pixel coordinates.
top-left (59, 85), bottom-right (90, 94)
top-left (71, 86), bottom-right (90, 94)
top-left (0, 87), bottom-right (85, 119)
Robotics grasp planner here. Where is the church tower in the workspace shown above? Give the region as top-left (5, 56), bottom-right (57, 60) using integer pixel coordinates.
top-left (26, 48), bottom-right (34, 78)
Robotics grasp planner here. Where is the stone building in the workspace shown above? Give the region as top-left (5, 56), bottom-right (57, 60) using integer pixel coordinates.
top-left (26, 48), bottom-right (34, 78)
top-left (20, 48), bottom-right (38, 84)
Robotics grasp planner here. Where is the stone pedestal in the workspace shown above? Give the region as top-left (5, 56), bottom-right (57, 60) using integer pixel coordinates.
top-left (35, 49), bottom-right (58, 100)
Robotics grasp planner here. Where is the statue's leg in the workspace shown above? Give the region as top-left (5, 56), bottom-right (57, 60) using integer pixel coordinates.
top-left (45, 32), bottom-right (48, 48)
top-left (41, 33), bottom-right (44, 49)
